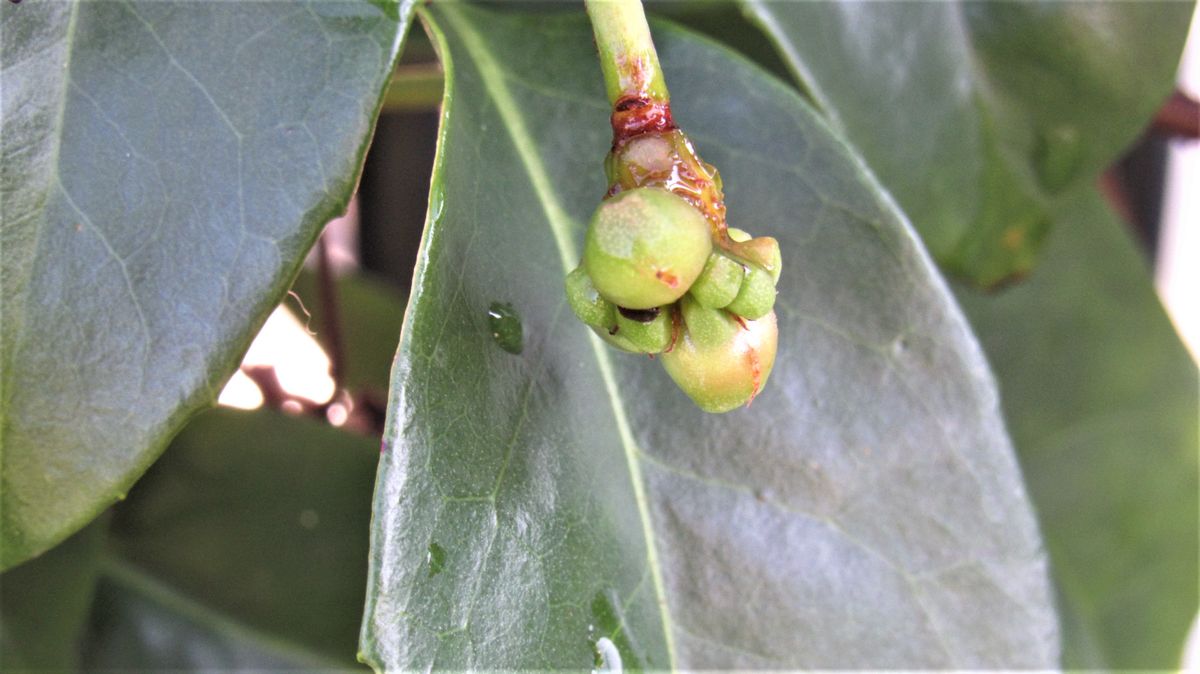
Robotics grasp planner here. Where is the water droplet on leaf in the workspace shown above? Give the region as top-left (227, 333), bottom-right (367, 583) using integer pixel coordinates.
top-left (488, 302), bottom-right (523, 354)
top-left (426, 542), bottom-right (446, 577)
top-left (298, 509), bottom-right (319, 529)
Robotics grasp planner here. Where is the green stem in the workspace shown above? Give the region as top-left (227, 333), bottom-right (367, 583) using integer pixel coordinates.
top-left (585, 0), bottom-right (669, 105)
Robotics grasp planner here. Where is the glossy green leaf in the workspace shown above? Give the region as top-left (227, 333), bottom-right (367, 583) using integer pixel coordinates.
top-left (361, 6), bottom-right (1057, 669)
top-left (743, 1), bottom-right (1192, 285)
top-left (80, 408), bottom-right (379, 670)
top-left (0, 517), bottom-right (107, 671)
top-left (0, 0), bottom-right (410, 568)
top-left (955, 190), bottom-right (1199, 668)
top-left (289, 270), bottom-right (408, 394)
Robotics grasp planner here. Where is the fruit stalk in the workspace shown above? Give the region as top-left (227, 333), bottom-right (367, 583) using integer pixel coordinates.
top-left (573, 0), bottom-right (782, 413)
top-left (584, 0), bottom-right (669, 106)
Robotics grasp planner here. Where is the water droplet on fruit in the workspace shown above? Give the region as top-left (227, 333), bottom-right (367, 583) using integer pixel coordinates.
top-left (488, 302), bottom-right (523, 354)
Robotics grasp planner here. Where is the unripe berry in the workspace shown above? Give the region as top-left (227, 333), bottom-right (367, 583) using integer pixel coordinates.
top-left (662, 298), bottom-right (778, 413)
top-left (689, 251), bottom-right (743, 309)
top-left (725, 263), bottom-right (776, 320)
top-left (598, 306), bottom-right (673, 354)
top-left (584, 187), bottom-right (712, 310)
top-left (565, 266), bottom-right (615, 329)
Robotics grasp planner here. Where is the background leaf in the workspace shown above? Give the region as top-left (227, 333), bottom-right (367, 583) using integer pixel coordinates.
top-left (0, 518), bottom-right (107, 671)
top-left (955, 190), bottom-right (1199, 668)
top-left (742, 1), bottom-right (1192, 285)
top-left (360, 6), bottom-right (1057, 669)
top-left (0, 0), bottom-right (409, 568)
top-left (0, 408), bottom-right (379, 670)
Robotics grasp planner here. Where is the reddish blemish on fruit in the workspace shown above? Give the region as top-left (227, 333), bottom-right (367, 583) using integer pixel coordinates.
top-left (655, 269), bottom-right (679, 288)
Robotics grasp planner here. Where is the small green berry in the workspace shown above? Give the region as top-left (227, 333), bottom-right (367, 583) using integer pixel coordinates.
top-left (662, 297), bottom-right (778, 413)
top-left (725, 263), bottom-right (776, 320)
top-left (565, 266), bottom-right (615, 329)
top-left (689, 252), bottom-right (743, 309)
top-left (597, 305), bottom-right (673, 354)
top-left (584, 187), bottom-right (712, 310)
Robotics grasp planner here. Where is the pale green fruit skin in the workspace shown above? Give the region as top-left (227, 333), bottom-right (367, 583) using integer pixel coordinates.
top-left (725, 264), bottom-right (776, 320)
top-left (564, 266), bottom-right (614, 329)
top-left (690, 252), bottom-right (743, 309)
top-left (662, 300), bottom-right (778, 413)
top-left (584, 188), bottom-right (712, 310)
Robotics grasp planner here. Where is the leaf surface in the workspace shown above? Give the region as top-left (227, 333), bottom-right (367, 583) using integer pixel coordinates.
top-left (361, 6), bottom-right (1058, 669)
top-left (742, 1), bottom-right (1192, 285)
top-left (0, 0), bottom-right (409, 567)
top-left (80, 408), bottom-right (379, 670)
top-left (955, 191), bottom-right (1199, 668)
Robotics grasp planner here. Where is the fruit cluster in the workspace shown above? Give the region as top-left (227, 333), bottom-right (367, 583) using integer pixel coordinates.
top-left (566, 125), bottom-right (781, 412)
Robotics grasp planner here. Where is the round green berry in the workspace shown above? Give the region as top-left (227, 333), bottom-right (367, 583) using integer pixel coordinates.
top-left (597, 305), bottom-right (673, 354)
top-left (661, 298), bottom-right (778, 413)
top-left (725, 263), bottom-right (776, 320)
top-left (584, 187), bottom-right (712, 310)
top-left (689, 252), bottom-right (743, 309)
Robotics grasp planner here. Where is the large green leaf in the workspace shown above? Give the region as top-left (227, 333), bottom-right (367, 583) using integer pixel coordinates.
top-left (0, 0), bottom-right (410, 568)
top-left (77, 408), bottom-right (379, 670)
top-left (361, 6), bottom-right (1057, 668)
top-left (742, 1), bottom-right (1192, 285)
top-left (955, 190), bottom-right (1199, 668)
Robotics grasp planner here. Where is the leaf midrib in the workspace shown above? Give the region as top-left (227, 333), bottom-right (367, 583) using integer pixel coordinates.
top-left (427, 4), bottom-right (679, 669)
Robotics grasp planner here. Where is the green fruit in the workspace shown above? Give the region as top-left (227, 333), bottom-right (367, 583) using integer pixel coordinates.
top-left (725, 263), bottom-right (776, 320)
top-left (564, 266), bottom-right (615, 329)
top-left (689, 252), bottom-right (743, 309)
top-left (596, 306), bottom-right (673, 354)
top-left (584, 187), bottom-right (712, 309)
top-left (662, 298), bottom-right (778, 413)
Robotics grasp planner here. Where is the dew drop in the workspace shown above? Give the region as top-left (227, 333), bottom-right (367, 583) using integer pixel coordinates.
top-left (487, 302), bottom-right (523, 354)
top-left (426, 542), bottom-right (446, 577)
top-left (298, 509), bottom-right (319, 530)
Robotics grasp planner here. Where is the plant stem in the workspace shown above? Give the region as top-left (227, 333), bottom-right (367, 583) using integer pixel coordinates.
top-left (585, 0), bottom-right (669, 105)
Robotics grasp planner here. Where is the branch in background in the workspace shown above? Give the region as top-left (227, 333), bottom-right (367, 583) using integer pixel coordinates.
top-left (1152, 89), bottom-right (1200, 140)
top-left (315, 233), bottom-right (346, 389)
top-left (1099, 169), bottom-right (1137, 227)
top-left (241, 365), bottom-right (323, 416)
